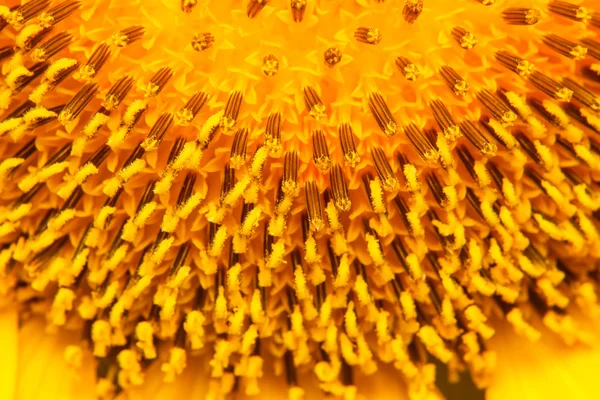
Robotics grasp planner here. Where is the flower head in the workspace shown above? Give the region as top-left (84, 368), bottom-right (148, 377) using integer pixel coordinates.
top-left (1, 0), bottom-right (600, 399)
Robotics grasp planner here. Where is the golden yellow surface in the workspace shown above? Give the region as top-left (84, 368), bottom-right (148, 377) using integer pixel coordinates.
top-left (1, 0), bottom-right (600, 399)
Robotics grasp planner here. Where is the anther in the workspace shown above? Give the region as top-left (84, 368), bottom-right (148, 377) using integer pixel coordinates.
top-left (7, 0), bottom-right (50, 29)
top-left (112, 26), bottom-right (145, 47)
top-left (38, 0), bottom-right (80, 28)
top-left (291, 0), bottom-right (307, 22)
top-left (17, 25), bottom-right (52, 51)
top-left (582, 39), bottom-right (600, 62)
top-left (495, 51), bottom-right (535, 76)
top-left (426, 172), bottom-right (452, 209)
top-left (354, 27), bottom-right (382, 45)
top-left (0, 46), bottom-right (15, 62)
top-left (452, 27), bottom-right (478, 49)
top-left (562, 79), bottom-right (599, 112)
top-left (368, 92), bottom-right (397, 137)
top-left (548, 1), bottom-right (592, 24)
top-left (79, 43), bottom-right (111, 80)
top-left (101, 76), bottom-right (134, 112)
top-left (175, 91), bottom-right (208, 126)
top-left (543, 34), bottom-right (587, 61)
top-left (142, 113), bottom-right (174, 151)
top-left (221, 91), bottom-right (243, 132)
top-left (459, 121), bottom-right (497, 156)
top-left (283, 150), bottom-right (299, 195)
top-left (440, 65), bottom-right (469, 97)
top-left (395, 56), bottom-right (421, 81)
top-left (330, 164), bottom-right (351, 212)
top-left (430, 100), bottom-right (461, 141)
top-left (404, 123), bottom-right (440, 164)
top-left (143, 67), bottom-right (172, 98)
top-left (528, 71), bottom-right (573, 102)
top-left (455, 145), bottom-right (480, 184)
top-left (262, 53), bottom-right (279, 76)
top-left (247, 0), bottom-right (269, 19)
top-left (514, 131), bottom-right (547, 169)
top-left (191, 32), bottom-right (214, 51)
top-left (502, 8), bottom-right (541, 25)
top-left (58, 83), bottom-right (98, 125)
top-left (303, 86), bottom-right (326, 120)
top-left (371, 147), bottom-right (398, 191)
top-left (305, 181), bottom-right (325, 232)
top-left (324, 47), bottom-right (342, 68)
top-left (339, 123), bottom-right (360, 167)
top-left (181, 0), bottom-right (197, 13)
top-left (403, 0), bottom-right (423, 24)
top-left (312, 129), bottom-right (331, 171)
top-left (31, 32), bottom-right (72, 63)
top-left (230, 128), bottom-right (250, 169)
top-left (220, 164), bottom-right (236, 202)
top-left (477, 90), bottom-right (518, 126)
top-left (265, 112), bottom-right (281, 151)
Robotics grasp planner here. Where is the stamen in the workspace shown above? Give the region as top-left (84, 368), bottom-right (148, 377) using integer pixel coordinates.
top-left (221, 91), bottom-right (243, 132)
top-left (403, 0), bottom-right (423, 24)
top-left (112, 26), bottom-right (145, 47)
top-left (31, 32), bottom-right (72, 63)
top-left (477, 90), bottom-right (517, 126)
top-left (247, 0), bottom-right (269, 19)
top-left (514, 132), bottom-right (548, 169)
top-left (175, 91), bottom-right (208, 126)
top-left (58, 83), bottom-right (98, 125)
top-left (562, 78), bottom-right (600, 110)
top-left (262, 53), bottom-right (279, 76)
top-left (282, 150), bottom-right (299, 195)
top-left (404, 123), bottom-right (440, 164)
top-left (16, 25), bottom-right (52, 51)
top-left (502, 8), bottom-right (541, 25)
top-left (303, 86), bottom-right (326, 120)
top-left (426, 172), bottom-right (451, 209)
top-left (459, 121), bottom-right (498, 156)
top-left (290, 0), bottom-right (307, 22)
top-left (339, 123), bottom-right (360, 167)
top-left (230, 128), bottom-right (250, 169)
top-left (582, 38), bottom-right (600, 61)
top-left (368, 92), bottom-right (397, 137)
top-left (395, 56), bottom-right (421, 81)
top-left (0, 46), bottom-right (15, 62)
top-left (101, 76), bottom-right (135, 112)
top-left (543, 34), bottom-right (587, 61)
top-left (265, 112), bottom-right (281, 152)
top-left (330, 164), bottom-right (351, 212)
top-left (305, 181), bottom-right (324, 232)
top-left (8, 0), bottom-right (50, 29)
top-left (495, 51), bottom-right (534, 76)
top-left (191, 33), bottom-right (215, 51)
top-left (548, 1), bottom-right (593, 24)
top-left (142, 113), bottom-right (174, 151)
top-left (354, 27), bottom-right (382, 45)
top-left (528, 71), bottom-right (573, 102)
top-left (312, 129), bottom-right (331, 171)
top-left (371, 147), bottom-right (398, 191)
top-left (430, 100), bottom-right (461, 141)
top-left (181, 0), bottom-right (197, 13)
top-left (439, 65), bottom-right (469, 97)
top-left (143, 67), bottom-right (172, 98)
top-left (79, 43), bottom-right (111, 81)
top-left (452, 27), bottom-right (478, 49)
top-left (324, 47), bottom-right (342, 68)
top-left (456, 145), bottom-right (488, 186)
top-left (38, 0), bottom-right (80, 28)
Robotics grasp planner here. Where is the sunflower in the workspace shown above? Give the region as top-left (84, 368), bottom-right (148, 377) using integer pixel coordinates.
top-left (1, 0), bottom-right (600, 399)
